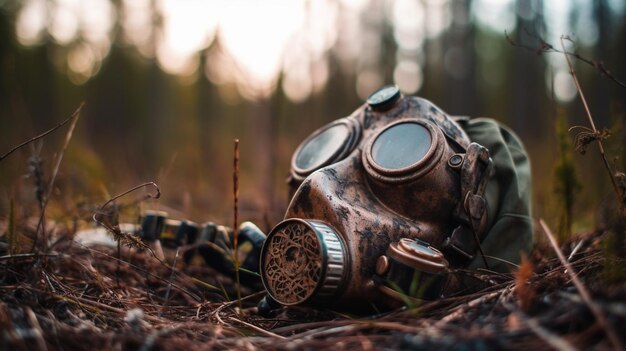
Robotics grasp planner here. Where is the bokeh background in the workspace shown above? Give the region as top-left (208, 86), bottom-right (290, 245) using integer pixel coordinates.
top-left (0, 0), bottom-right (625, 232)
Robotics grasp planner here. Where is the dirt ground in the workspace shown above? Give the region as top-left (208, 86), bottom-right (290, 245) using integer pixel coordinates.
top-left (0, 220), bottom-right (624, 351)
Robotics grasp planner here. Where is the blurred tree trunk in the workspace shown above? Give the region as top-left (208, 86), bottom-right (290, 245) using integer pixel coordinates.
top-left (381, 19), bottom-right (396, 86)
top-left (445, 0), bottom-right (478, 116)
top-left (512, 0), bottom-right (546, 140)
top-left (593, 0), bottom-right (610, 128)
top-left (422, 1), bottom-right (445, 107)
top-left (197, 47), bottom-right (220, 189)
top-left (248, 98), bottom-right (275, 218)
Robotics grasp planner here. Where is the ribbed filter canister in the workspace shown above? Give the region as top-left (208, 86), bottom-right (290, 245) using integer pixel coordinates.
top-left (260, 219), bottom-right (347, 306)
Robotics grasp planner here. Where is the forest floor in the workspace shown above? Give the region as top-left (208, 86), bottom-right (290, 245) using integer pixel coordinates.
top-left (0, 218), bottom-right (624, 351)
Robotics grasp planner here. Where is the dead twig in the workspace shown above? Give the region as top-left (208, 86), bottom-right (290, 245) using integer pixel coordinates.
top-left (0, 106), bottom-right (80, 162)
top-left (81, 244), bottom-right (203, 302)
top-left (540, 219), bottom-right (624, 351)
top-left (50, 292), bottom-right (165, 325)
top-left (271, 320), bottom-right (358, 335)
top-left (283, 321), bottom-right (424, 342)
top-left (560, 36), bottom-right (622, 209)
top-left (211, 291), bottom-right (265, 325)
top-left (161, 248), bottom-right (180, 316)
top-left (29, 102), bottom-right (85, 251)
top-left (232, 139), bottom-right (242, 310)
top-left (0, 253), bottom-right (58, 261)
top-left (505, 29), bottom-right (626, 89)
top-left (92, 182), bottom-right (163, 265)
top-left (228, 317), bottom-right (286, 339)
top-left (31, 102), bottom-right (85, 253)
top-left (568, 126), bottom-right (611, 156)
top-left (94, 182), bottom-right (161, 217)
top-left (567, 240), bottom-right (586, 262)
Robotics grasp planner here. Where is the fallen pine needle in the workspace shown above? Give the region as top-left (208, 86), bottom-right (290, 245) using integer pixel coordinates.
top-left (229, 317), bottom-right (286, 339)
top-left (540, 219), bottom-right (624, 351)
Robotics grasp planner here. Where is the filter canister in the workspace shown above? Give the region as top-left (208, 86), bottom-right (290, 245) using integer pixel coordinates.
top-left (260, 219), bottom-right (348, 306)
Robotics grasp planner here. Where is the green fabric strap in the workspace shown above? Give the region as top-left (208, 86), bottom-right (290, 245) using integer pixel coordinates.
top-left (460, 118), bottom-right (533, 272)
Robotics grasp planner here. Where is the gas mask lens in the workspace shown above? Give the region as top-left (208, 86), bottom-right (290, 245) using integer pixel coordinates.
top-left (363, 119), bottom-right (444, 185)
top-left (295, 124), bottom-right (348, 171)
top-left (291, 118), bottom-right (361, 181)
top-left (371, 121), bottom-right (432, 170)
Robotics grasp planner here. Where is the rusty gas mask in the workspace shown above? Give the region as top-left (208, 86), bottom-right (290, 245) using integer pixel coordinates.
top-left (259, 85), bottom-right (494, 310)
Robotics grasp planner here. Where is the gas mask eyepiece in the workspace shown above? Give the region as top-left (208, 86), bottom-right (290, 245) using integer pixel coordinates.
top-left (370, 121), bottom-right (432, 170)
top-left (363, 119), bottom-right (447, 184)
top-left (290, 117), bottom-right (361, 183)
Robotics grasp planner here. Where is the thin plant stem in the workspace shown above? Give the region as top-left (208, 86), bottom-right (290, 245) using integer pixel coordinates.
top-left (95, 182), bottom-right (161, 212)
top-left (559, 36), bottom-right (621, 206)
top-left (0, 106), bottom-right (80, 162)
top-left (117, 238), bottom-right (121, 287)
top-left (161, 248), bottom-right (180, 317)
top-left (31, 103), bottom-right (84, 253)
top-left (228, 317), bottom-right (286, 339)
top-left (233, 139), bottom-right (242, 310)
top-left (83, 244), bottom-right (205, 301)
top-left (92, 182), bottom-right (164, 268)
top-left (505, 29), bottom-right (626, 90)
top-left (540, 219), bottom-right (624, 351)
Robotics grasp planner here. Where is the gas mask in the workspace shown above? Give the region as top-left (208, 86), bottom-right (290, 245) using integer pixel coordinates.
top-left (259, 85), bottom-right (496, 310)
top-left (133, 85), bottom-right (531, 312)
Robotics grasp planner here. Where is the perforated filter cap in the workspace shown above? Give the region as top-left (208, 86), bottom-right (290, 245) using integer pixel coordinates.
top-left (260, 219), bottom-right (348, 306)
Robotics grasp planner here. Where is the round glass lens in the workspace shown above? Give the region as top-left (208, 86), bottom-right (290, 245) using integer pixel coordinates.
top-left (295, 124), bottom-right (349, 171)
top-left (371, 122), bottom-right (432, 170)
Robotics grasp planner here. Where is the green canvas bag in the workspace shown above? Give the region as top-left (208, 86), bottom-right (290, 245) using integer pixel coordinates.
top-left (459, 117), bottom-right (533, 272)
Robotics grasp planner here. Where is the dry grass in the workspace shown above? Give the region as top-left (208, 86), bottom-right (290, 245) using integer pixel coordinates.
top-left (0, 219), bottom-right (624, 351)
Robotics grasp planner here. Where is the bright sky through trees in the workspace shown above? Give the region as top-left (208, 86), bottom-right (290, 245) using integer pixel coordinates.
top-left (13, 0), bottom-right (620, 102)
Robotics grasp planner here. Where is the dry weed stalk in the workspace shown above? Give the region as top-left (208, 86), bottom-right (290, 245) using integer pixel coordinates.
top-left (92, 183), bottom-right (221, 301)
top-left (505, 29), bottom-right (626, 89)
top-left (7, 198), bottom-right (19, 255)
top-left (27, 142), bottom-right (45, 208)
top-left (31, 103), bottom-right (84, 252)
top-left (559, 36), bottom-right (622, 207)
top-left (569, 126), bottom-right (611, 155)
top-left (233, 139), bottom-right (242, 310)
top-left (93, 182), bottom-right (162, 262)
top-left (0, 106), bottom-right (81, 162)
top-left (162, 248), bottom-right (180, 315)
top-left (540, 219), bottom-right (624, 351)
top-left (84, 245), bottom-right (203, 302)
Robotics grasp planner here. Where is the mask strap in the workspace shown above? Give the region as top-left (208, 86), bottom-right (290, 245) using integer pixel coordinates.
top-left (138, 212), bottom-right (266, 289)
top-left (443, 142), bottom-right (494, 268)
